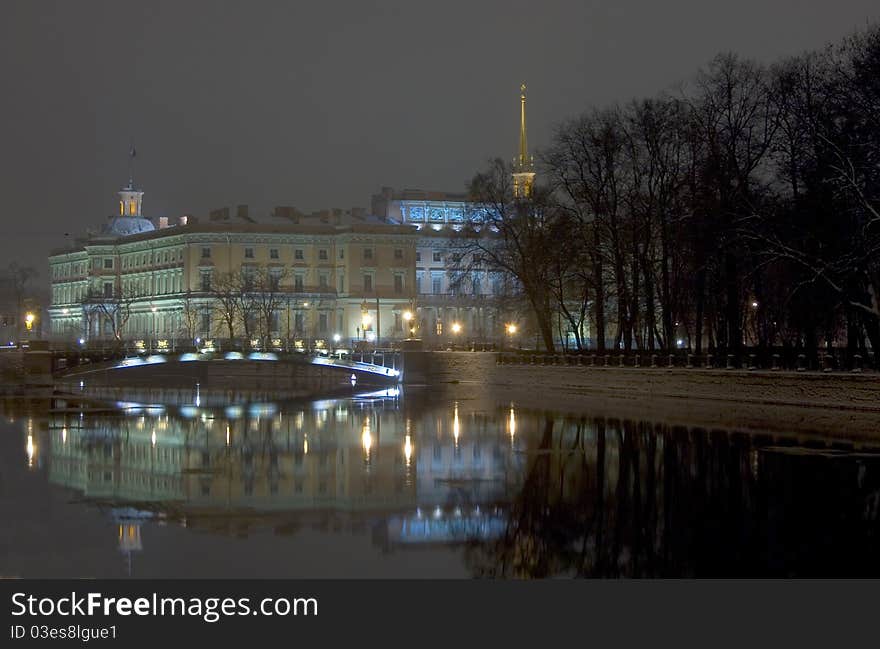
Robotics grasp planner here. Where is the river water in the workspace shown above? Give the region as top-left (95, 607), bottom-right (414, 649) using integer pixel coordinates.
top-left (2, 385), bottom-right (879, 578)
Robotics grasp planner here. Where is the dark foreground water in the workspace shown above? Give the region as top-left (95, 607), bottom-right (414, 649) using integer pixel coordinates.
top-left (2, 385), bottom-right (880, 578)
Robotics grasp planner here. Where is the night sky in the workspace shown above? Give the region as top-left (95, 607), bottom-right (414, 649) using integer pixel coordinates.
top-left (2, 1), bottom-right (877, 271)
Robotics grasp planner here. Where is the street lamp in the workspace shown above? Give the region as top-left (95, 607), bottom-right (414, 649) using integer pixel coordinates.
top-left (151, 306), bottom-right (157, 351)
top-left (25, 312), bottom-right (35, 332)
top-left (361, 299), bottom-right (371, 340)
top-left (451, 322), bottom-right (461, 348)
top-left (506, 323), bottom-right (517, 350)
top-left (403, 310), bottom-right (414, 339)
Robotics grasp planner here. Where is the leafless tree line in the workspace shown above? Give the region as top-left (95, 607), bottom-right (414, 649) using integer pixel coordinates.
top-left (463, 25), bottom-right (880, 363)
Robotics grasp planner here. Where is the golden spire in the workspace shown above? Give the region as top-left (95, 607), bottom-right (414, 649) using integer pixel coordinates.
top-left (518, 83), bottom-right (528, 168)
top-left (513, 83), bottom-right (535, 199)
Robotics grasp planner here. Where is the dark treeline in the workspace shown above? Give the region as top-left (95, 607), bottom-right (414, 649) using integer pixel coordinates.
top-left (465, 26), bottom-right (879, 362)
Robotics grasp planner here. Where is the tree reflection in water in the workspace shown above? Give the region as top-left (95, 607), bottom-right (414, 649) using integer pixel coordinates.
top-left (465, 416), bottom-right (880, 578)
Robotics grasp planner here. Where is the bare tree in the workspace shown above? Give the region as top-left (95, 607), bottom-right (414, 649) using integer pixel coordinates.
top-left (462, 159), bottom-right (561, 351)
top-left (6, 262), bottom-right (38, 341)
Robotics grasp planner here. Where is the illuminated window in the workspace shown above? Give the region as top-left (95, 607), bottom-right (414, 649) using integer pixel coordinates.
top-left (129, 200), bottom-right (136, 215)
top-left (119, 201), bottom-right (124, 215)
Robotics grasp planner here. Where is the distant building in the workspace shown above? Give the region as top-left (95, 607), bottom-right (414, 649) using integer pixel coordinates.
top-left (48, 180), bottom-right (418, 347)
top-left (48, 86), bottom-right (559, 349)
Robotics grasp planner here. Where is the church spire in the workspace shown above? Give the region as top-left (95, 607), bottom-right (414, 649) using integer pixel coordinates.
top-left (512, 83), bottom-right (535, 199)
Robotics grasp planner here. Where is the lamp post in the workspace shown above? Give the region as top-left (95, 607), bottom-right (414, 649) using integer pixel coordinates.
top-left (506, 323), bottom-right (517, 350)
top-left (403, 309), bottom-right (413, 339)
top-left (360, 299), bottom-right (371, 343)
top-left (150, 306), bottom-right (157, 352)
top-left (451, 321), bottom-right (461, 349)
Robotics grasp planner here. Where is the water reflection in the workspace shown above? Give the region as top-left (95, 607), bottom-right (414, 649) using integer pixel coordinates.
top-left (4, 388), bottom-right (880, 577)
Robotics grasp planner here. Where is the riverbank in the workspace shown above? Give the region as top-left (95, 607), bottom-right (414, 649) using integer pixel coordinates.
top-left (425, 352), bottom-right (880, 440)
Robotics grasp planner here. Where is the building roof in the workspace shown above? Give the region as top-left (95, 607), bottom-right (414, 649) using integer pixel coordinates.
top-left (99, 216), bottom-right (156, 238)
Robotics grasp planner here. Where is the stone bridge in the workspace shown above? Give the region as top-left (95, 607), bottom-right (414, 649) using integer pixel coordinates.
top-left (55, 352), bottom-right (402, 396)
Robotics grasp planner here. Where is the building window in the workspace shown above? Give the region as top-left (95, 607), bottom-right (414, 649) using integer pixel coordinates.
top-left (103, 258), bottom-right (113, 269)
top-left (119, 201), bottom-right (124, 215)
top-left (363, 248), bottom-right (373, 261)
top-left (416, 271), bottom-right (424, 293)
top-left (270, 248), bottom-right (279, 259)
top-left (103, 282), bottom-right (113, 298)
top-left (318, 313), bottom-right (328, 332)
top-left (201, 247), bottom-right (211, 259)
top-left (269, 269), bottom-right (282, 290)
top-left (244, 247), bottom-right (254, 259)
top-left (318, 249), bottom-right (328, 261)
top-left (433, 251), bottom-right (442, 262)
top-left (339, 249), bottom-right (345, 260)
top-left (431, 273), bottom-right (442, 295)
top-left (319, 272), bottom-right (329, 290)
top-left (415, 251), bottom-right (421, 262)
top-left (294, 275), bottom-right (304, 292)
top-left (338, 273), bottom-right (345, 293)
top-left (129, 200), bottom-right (136, 215)
top-left (200, 311), bottom-right (211, 334)
top-left (393, 274), bottom-right (403, 294)
top-left (363, 274), bottom-right (372, 293)
top-left (294, 249), bottom-right (304, 260)
top-left (243, 268), bottom-right (255, 290)
top-left (394, 248), bottom-right (403, 260)
top-left (394, 312), bottom-right (402, 332)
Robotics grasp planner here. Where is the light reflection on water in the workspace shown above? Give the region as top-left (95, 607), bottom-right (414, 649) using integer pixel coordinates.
top-left (4, 387), bottom-right (880, 578)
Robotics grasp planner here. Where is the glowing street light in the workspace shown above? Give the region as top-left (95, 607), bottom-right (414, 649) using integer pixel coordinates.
top-left (25, 312), bottom-right (35, 331)
top-left (451, 322), bottom-right (461, 334)
top-left (506, 323), bottom-right (517, 335)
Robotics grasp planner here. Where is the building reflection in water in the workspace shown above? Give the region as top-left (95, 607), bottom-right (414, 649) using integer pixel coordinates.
top-left (32, 388), bottom-right (523, 570)
top-left (9, 387), bottom-right (880, 578)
